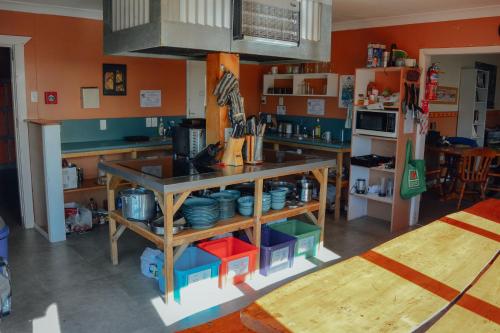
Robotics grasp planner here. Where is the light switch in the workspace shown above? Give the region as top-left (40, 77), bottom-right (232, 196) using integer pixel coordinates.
top-left (151, 117), bottom-right (158, 127)
top-left (30, 91), bottom-right (38, 103)
top-left (146, 118), bottom-right (152, 127)
top-left (278, 96), bottom-right (284, 106)
top-left (99, 119), bottom-right (107, 130)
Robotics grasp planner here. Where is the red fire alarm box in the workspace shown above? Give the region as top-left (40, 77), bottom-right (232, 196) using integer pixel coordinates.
top-left (44, 91), bottom-right (58, 104)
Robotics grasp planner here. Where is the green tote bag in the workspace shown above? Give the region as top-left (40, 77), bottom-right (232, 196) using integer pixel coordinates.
top-left (400, 139), bottom-right (426, 200)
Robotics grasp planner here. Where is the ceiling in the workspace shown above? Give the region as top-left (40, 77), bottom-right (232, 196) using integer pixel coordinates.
top-left (1, 0), bottom-right (500, 30)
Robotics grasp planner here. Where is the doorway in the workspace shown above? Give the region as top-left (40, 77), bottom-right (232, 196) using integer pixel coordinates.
top-left (0, 47), bottom-right (21, 224)
top-left (416, 46), bottom-right (500, 224)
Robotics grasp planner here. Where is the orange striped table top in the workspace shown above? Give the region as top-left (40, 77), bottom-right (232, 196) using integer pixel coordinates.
top-left (241, 200), bottom-right (500, 332)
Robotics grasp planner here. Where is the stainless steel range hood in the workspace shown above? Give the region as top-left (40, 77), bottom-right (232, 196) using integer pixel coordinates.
top-left (103, 0), bottom-right (331, 62)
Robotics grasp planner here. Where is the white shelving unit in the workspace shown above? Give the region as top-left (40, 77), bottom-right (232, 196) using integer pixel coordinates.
top-left (457, 68), bottom-right (489, 147)
top-left (262, 73), bottom-right (338, 97)
top-left (348, 67), bottom-right (417, 232)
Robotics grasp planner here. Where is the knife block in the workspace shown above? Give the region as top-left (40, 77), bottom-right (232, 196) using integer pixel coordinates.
top-left (222, 137), bottom-right (244, 167)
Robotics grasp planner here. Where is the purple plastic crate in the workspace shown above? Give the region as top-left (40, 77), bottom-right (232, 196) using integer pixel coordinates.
top-left (260, 226), bottom-right (297, 276)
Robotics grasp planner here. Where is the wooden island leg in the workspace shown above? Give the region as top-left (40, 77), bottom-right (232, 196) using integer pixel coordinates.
top-left (252, 178), bottom-right (263, 275)
top-left (163, 193), bottom-right (175, 303)
top-left (317, 168), bottom-right (329, 248)
top-left (107, 174), bottom-right (119, 265)
top-left (335, 152), bottom-right (344, 221)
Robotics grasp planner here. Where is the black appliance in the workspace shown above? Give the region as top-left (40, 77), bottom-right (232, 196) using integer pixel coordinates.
top-left (354, 110), bottom-right (398, 138)
top-left (351, 155), bottom-right (394, 168)
top-left (172, 119), bottom-right (206, 158)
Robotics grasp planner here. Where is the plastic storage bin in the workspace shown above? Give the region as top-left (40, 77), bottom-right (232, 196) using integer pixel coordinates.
top-left (198, 237), bottom-right (258, 287)
top-left (260, 227), bottom-right (297, 276)
top-left (0, 217), bottom-right (9, 261)
top-left (158, 247), bottom-right (221, 303)
top-left (140, 247), bottom-right (163, 279)
top-left (269, 220), bottom-right (320, 258)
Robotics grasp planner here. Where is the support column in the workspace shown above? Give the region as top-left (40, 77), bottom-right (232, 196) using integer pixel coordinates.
top-left (206, 53), bottom-right (240, 145)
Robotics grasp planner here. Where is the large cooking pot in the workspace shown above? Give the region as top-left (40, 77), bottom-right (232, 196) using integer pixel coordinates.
top-left (120, 187), bottom-right (156, 221)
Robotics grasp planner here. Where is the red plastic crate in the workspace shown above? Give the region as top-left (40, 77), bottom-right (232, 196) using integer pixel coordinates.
top-left (197, 237), bottom-right (258, 288)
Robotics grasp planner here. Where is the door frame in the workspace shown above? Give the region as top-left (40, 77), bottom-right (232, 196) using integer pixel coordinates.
top-left (0, 35), bottom-right (34, 229)
top-left (411, 45), bottom-right (500, 224)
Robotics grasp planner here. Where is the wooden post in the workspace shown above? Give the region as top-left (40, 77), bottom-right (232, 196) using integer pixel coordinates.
top-left (164, 193), bottom-right (175, 303)
top-left (335, 152), bottom-right (344, 221)
top-left (206, 53), bottom-right (240, 145)
top-left (317, 168), bottom-right (329, 248)
top-left (107, 174), bottom-right (118, 265)
top-left (253, 178), bottom-right (263, 271)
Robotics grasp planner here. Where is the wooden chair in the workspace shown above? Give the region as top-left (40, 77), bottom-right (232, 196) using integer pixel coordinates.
top-left (454, 148), bottom-right (497, 209)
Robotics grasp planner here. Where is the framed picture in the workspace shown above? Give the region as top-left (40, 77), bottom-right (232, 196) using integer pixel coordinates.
top-left (430, 86), bottom-right (458, 105)
top-left (103, 64), bottom-right (126, 96)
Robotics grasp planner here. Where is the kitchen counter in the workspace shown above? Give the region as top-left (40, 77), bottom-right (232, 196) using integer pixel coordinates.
top-left (61, 137), bottom-right (172, 158)
top-left (99, 150), bottom-right (335, 194)
top-left (265, 133), bottom-right (351, 151)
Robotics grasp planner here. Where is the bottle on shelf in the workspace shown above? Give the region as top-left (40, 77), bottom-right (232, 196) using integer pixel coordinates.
top-left (314, 118), bottom-right (321, 138)
top-left (158, 117), bottom-right (165, 137)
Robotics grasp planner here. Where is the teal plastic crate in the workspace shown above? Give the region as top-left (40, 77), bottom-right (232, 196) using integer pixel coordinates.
top-left (158, 247), bottom-right (221, 303)
top-left (268, 219), bottom-right (320, 258)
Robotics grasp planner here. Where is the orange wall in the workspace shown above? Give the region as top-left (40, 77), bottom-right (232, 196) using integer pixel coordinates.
top-left (262, 16), bottom-right (500, 119)
top-left (0, 10), bottom-right (260, 120)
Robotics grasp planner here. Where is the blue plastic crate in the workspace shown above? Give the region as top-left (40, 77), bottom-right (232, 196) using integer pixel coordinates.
top-left (260, 226), bottom-right (297, 276)
top-left (158, 247), bottom-right (221, 303)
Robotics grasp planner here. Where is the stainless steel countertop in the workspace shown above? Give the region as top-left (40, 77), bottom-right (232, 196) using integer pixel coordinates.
top-left (99, 150), bottom-right (336, 194)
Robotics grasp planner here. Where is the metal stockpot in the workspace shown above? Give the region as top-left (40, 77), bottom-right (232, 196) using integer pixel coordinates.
top-left (296, 178), bottom-right (314, 202)
top-left (120, 187), bottom-right (156, 221)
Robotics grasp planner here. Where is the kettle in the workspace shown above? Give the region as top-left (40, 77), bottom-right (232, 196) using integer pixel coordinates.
top-left (354, 178), bottom-right (367, 194)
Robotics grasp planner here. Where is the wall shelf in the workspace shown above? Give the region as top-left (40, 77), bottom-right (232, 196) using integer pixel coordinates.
top-left (350, 192), bottom-right (393, 204)
top-left (263, 73), bottom-right (339, 97)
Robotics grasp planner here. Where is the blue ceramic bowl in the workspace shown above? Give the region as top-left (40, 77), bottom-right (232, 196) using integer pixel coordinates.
top-left (221, 189), bottom-right (241, 199)
top-left (271, 201), bottom-right (286, 210)
top-left (238, 206), bottom-right (253, 216)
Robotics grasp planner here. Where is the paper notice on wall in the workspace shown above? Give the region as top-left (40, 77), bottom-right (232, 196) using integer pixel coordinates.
top-left (277, 105), bottom-right (286, 115)
top-left (140, 90), bottom-right (161, 108)
top-left (307, 99), bottom-right (325, 116)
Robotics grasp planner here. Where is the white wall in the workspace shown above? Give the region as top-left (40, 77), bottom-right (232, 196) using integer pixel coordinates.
top-left (430, 54), bottom-right (500, 112)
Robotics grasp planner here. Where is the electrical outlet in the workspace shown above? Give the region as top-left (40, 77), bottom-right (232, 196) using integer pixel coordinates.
top-left (99, 119), bottom-right (107, 130)
top-left (30, 91), bottom-right (38, 103)
top-left (151, 117), bottom-right (158, 127)
top-left (261, 95), bottom-right (267, 104)
top-left (146, 118), bottom-right (152, 127)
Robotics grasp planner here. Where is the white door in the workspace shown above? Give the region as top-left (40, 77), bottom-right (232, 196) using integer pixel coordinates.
top-left (186, 60), bottom-right (206, 119)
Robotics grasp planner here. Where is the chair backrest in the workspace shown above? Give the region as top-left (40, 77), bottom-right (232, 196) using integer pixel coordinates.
top-left (458, 148), bottom-right (496, 182)
top-left (447, 137), bottom-right (478, 148)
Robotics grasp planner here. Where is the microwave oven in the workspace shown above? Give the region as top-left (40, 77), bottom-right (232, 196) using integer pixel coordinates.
top-left (354, 109), bottom-right (398, 138)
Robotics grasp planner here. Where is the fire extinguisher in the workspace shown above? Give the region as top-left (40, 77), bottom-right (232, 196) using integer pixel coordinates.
top-left (425, 63), bottom-right (440, 101)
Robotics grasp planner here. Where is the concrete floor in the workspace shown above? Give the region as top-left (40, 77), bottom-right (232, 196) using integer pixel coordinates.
top-left (0, 193), bottom-right (461, 333)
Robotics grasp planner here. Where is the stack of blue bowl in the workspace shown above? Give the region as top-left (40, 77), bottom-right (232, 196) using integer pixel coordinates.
top-left (182, 197), bottom-right (219, 229)
top-left (269, 187), bottom-right (288, 210)
top-left (221, 189), bottom-right (241, 200)
top-left (210, 192), bottom-right (237, 219)
top-left (262, 192), bottom-right (271, 213)
top-left (237, 196), bottom-right (254, 216)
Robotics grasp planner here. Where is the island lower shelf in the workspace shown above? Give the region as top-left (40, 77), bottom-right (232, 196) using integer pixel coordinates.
top-left (109, 200), bottom-right (320, 248)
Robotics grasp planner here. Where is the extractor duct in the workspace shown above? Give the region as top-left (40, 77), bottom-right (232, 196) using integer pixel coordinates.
top-left (103, 0), bottom-right (332, 62)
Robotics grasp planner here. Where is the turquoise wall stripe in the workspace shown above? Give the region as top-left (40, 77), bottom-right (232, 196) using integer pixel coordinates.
top-left (60, 116), bottom-right (185, 143)
top-left (276, 115), bottom-right (352, 141)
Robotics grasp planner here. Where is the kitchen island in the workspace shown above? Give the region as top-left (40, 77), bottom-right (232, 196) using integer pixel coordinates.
top-left (265, 134), bottom-right (351, 221)
top-left (99, 150), bottom-right (335, 303)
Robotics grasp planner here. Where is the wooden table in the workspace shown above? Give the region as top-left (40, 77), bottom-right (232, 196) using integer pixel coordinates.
top-left (101, 152), bottom-right (335, 304)
top-left (240, 199), bottom-right (500, 332)
top-left (265, 137), bottom-right (351, 221)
